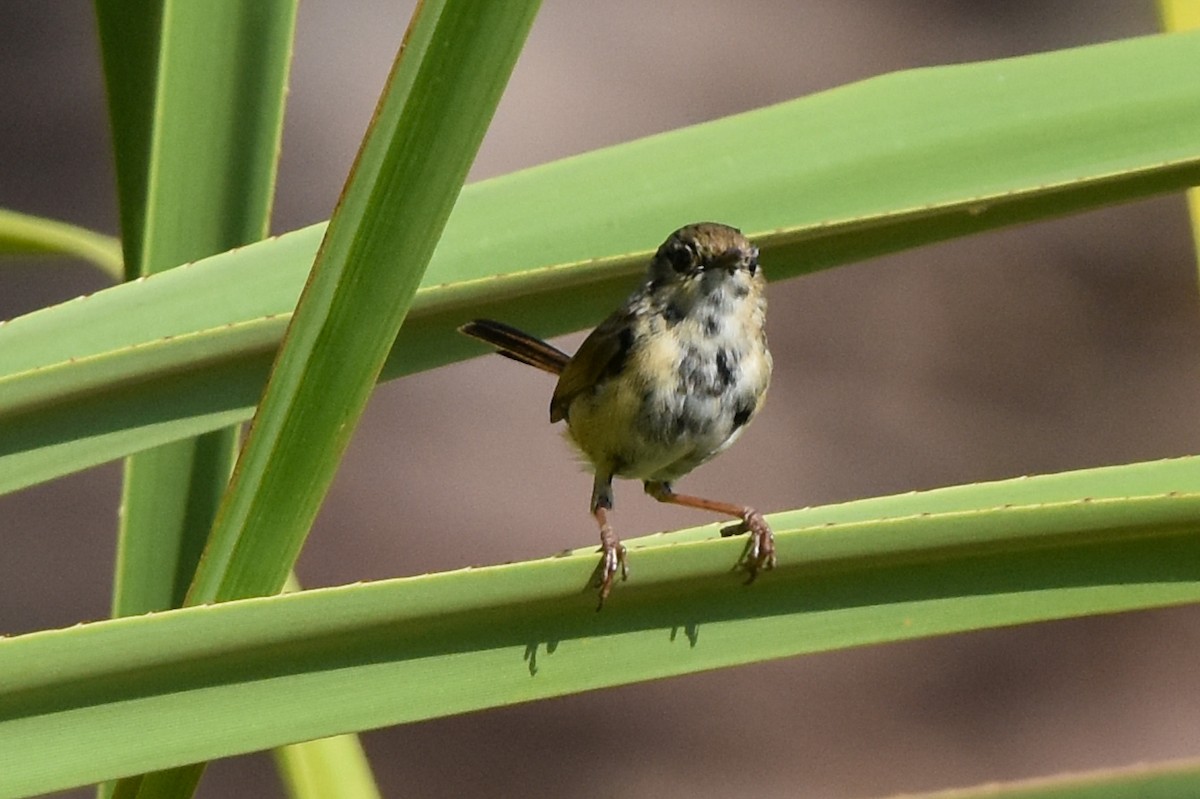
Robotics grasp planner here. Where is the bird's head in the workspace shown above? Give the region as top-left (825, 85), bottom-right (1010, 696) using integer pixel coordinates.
top-left (647, 222), bottom-right (762, 303)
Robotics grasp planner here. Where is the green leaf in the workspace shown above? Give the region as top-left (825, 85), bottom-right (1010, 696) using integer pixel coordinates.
top-left (1, 456), bottom-right (1198, 798)
top-left (1159, 1), bottom-right (1200, 271)
top-left (888, 757), bottom-right (1200, 798)
top-left (273, 738), bottom-right (382, 799)
top-left (93, 0), bottom-right (161, 282)
top-left (94, 3), bottom-right (352, 798)
top-left (270, 574), bottom-right (381, 799)
top-left (0, 30), bottom-right (1198, 495)
top-left (1160, 0), bottom-right (1200, 36)
top-left (0, 208), bottom-right (123, 280)
top-left (187, 0), bottom-right (542, 604)
top-left (95, 0), bottom-right (294, 282)
top-left (96, 0), bottom-right (297, 618)
top-left (114, 1), bottom-right (540, 795)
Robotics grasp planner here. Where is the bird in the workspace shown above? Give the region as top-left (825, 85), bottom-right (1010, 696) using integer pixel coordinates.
top-left (459, 222), bottom-right (774, 603)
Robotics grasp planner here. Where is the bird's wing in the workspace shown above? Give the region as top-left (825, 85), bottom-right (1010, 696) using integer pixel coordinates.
top-left (550, 311), bottom-right (635, 423)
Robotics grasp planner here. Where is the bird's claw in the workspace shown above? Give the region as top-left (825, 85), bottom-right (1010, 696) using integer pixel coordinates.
top-left (596, 527), bottom-right (628, 607)
top-left (721, 507), bottom-right (775, 582)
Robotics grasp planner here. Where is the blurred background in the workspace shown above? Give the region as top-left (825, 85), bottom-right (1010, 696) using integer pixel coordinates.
top-left (3, 2), bottom-right (1199, 797)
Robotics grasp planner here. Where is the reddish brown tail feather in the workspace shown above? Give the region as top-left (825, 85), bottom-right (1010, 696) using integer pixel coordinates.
top-left (458, 319), bottom-right (570, 376)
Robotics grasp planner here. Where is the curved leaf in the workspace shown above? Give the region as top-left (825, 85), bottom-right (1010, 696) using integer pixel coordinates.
top-left (892, 757), bottom-right (1200, 799)
top-left (0, 208), bottom-right (122, 279)
top-left (1, 456), bottom-right (1198, 797)
top-left (1, 30), bottom-right (1199, 493)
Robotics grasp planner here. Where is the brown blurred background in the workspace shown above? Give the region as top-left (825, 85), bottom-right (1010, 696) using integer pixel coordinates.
top-left (3, 2), bottom-right (1199, 797)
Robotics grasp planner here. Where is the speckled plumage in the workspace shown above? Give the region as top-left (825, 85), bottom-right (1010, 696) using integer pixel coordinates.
top-left (554, 223), bottom-right (771, 506)
top-left (459, 223), bottom-right (774, 603)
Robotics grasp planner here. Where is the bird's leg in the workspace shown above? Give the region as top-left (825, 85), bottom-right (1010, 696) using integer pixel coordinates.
top-left (591, 474), bottom-right (627, 605)
top-left (643, 480), bottom-right (776, 579)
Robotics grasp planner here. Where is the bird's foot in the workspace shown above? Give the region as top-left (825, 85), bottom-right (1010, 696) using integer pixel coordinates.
top-left (720, 507), bottom-right (775, 582)
top-left (596, 524), bottom-right (628, 608)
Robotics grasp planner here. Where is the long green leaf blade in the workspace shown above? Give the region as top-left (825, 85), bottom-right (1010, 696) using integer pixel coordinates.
top-left (93, 4), bottom-right (368, 798)
top-left (1160, 1), bottom-right (1200, 271)
top-left (96, 0), bottom-right (297, 617)
top-left (0, 30), bottom-right (1198, 493)
top-left (1, 456), bottom-right (1198, 798)
top-left (270, 572), bottom-right (382, 799)
top-left (113, 2), bottom-right (539, 795)
top-left (273, 737), bottom-right (382, 799)
top-left (94, 0), bottom-right (162, 283)
top-left (884, 757), bottom-right (1200, 799)
top-left (189, 0), bottom-right (541, 602)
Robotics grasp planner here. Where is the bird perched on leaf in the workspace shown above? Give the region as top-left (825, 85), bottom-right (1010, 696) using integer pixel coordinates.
top-left (460, 222), bottom-right (773, 603)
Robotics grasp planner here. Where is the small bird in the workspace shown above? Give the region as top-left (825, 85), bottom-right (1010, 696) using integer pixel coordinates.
top-left (459, 222), bottom-right (774, 602)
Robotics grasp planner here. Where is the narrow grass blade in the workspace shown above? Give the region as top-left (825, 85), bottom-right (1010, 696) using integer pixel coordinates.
top-left (1160, 1), bottom-right (1200, 267)
top-left (273, 739), bottom-right (382, 799)
top-left (111, 2), bottom-right (541, 796)
top-left (93, 0), bottom-right (162, 283)
top-left (0, 208), bottom-right (123, 280)
top-left (96, 0), bottom-right (297, 618)
top-left (880, 757), bottom-right (1200, 798)
top-left (187, 0), bottom-right (541, 605)
top-left (271, 573), bottom-right (381, 799)
top-left (1160, 1), bottom-right (1200, 33)
top-left (94, 3), bottom-right (310, 797)
top-left (1, 457), bottom-right (1198, 798)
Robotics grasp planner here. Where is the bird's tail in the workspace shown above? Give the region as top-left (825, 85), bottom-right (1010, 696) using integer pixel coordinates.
top-left (458, 319), bottom-right (570, 376)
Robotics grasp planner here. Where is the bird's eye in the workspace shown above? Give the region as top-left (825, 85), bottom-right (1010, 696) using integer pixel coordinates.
top-left (664, 242), bottom-right (695, 273)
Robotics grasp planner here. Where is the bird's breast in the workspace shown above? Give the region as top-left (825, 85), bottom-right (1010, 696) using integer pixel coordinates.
top-left (562, 282), bottom-right (770, 482)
